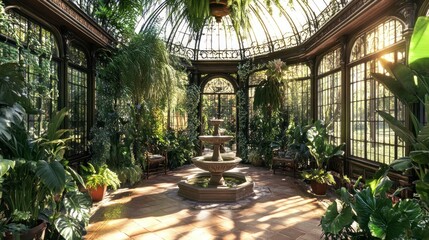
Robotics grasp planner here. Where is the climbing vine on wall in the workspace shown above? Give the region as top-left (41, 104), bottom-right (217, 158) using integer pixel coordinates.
top-left (236, 89), bottom-right (249, 162)
top-left (185, 84), bottom-right (201, 154)
top-left (236, 60), bottom-right (265, 162)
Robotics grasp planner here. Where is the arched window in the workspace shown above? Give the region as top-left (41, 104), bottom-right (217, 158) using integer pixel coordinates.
top-left (349, 18), bottom-right (405, 164)
top-left (0, 10), bottom-right (60, 138)
top-left (202, 77), bottom-right (236, 137)
top-left (68, 44), bottom-right (88, 156)
top-left (284, 63), bottom-right (311, 125)
top-left (317, 48), bottom-right (342, 145)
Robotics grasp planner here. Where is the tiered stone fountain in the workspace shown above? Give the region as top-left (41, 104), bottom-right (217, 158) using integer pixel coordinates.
top-left (178, 119), bottom-right (254, 202)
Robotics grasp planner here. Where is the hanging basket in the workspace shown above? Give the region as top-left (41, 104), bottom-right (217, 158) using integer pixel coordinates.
top-left (209, 0), bottom-right (230, 23)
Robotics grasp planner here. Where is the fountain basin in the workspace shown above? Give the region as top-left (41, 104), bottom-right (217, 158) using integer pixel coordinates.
top-left (192, 156), bottom-right (241, 185)
top-left (178, 172), bottom-right (255, 202)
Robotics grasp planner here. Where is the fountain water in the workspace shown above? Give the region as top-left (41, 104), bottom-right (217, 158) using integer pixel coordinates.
top-left (178, 119), bottom-right (255, 202)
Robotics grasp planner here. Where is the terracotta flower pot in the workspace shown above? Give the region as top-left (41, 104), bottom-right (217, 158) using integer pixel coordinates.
top-left (5, 220), bottom-right (47, 240)
top-left (209, 0), bottom-right (230, 22)
top-left (310, 181), bottom-right (328, 195)
top-left (88, 185), bottom-right (107, 202)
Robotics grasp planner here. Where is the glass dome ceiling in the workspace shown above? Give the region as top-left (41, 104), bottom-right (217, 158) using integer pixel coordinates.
top-left (137, 0), bottom-right (350, 61)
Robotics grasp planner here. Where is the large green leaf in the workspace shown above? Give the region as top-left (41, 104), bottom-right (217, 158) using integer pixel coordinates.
top-left (54, 216), bottom-right (84, 240)
top-left (377, 111), bottom-right (416, 145)
top-left (368, 207), bottom-right (404, 240)
top-left (415, 180), bottom-right (429, 206)
top-left (371, 72), bottom-right (417, 104)
top-left (390, 157), bottom-right (413, 172)
top-left (395, 199), bottom-right (423, 226)
top-left (379, 59), bottom-right (423, 101)
top-left (36, 160), bottom-right (66, 194)
top-left (321, 201), bottom-right (354, 234)
top-left (417, 124), bottom-right (429, 148)
top-left (409, 16), bottom-right (429, 77)
top-left (63, 191), bottom-right (91, 223)
top-left (409, 151), bottom-right (429, 165)
top-left (352, 188), bottom-right (377, 232)
top-left (0, 159), bottom-right (15, 177)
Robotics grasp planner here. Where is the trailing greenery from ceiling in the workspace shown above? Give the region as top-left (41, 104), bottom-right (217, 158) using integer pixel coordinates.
top-left (143, 0), bottom-right (305, 34)
top-left (95, 0), bottom-right (145, 41)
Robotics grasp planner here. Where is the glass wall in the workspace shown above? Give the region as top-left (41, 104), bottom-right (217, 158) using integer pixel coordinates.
top-left (317, 48), bottom-right (342, 145)
top-left (68, 45), bottom-right (89, 156)
top-left (284, 63), bottom-right (311, 125)
top-left (0, 10), bottom-right (60, 138)
top-left (349, 18), bottom-right (405, 164)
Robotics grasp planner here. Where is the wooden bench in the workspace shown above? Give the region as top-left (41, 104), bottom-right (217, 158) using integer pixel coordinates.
top-left (272, 156), bottom-right (297, 177)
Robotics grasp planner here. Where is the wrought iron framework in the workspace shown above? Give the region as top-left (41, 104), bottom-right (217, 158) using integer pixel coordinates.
top-left (138, 0), bottom-right (351, 60)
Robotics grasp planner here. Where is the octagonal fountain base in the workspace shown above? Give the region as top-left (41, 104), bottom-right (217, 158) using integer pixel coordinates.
top-left (178, 172), bottom-right (255, 202)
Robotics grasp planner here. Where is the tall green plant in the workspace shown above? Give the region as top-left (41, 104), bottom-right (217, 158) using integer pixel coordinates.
top-left (0, 62), bottom-right (90, 239)
top-left (371, 16), bottom-right (429, 207)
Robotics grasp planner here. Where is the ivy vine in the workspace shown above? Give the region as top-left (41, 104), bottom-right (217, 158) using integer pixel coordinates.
top-left (185, 84), bottom-right (201, 155)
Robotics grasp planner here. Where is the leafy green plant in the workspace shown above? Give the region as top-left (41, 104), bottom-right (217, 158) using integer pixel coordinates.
top-left (81, 163), bottom-right (121, 190)
top-left (321, 166), bottom-right (429, 240)
top-left (371, 16), bottom-right (429, 207)
top-left (301, 120), bottom-right (344, 185)
top-left (0, 62), bottom-right (90, 239)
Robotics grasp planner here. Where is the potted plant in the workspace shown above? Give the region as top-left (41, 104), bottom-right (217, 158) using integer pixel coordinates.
top-left (81, 163), bottom-right (121, 202)
top-left (0, 62), bottom-right (92, 240)
top-left (301, 120), bottom-right (345, 195)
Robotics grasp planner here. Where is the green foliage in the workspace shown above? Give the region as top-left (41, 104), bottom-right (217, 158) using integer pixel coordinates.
top-left (185, 84), bottom-right (201, 154)
top-left (95, 0), bottom-right (145, 41)
top-left (301, 120), bottom-right (344, 185)
top-left (371, 17), bottom-right (429, 207)
top-left (253, 59), bottom-right (285, 114)
top-left (165, 130), bottom-right (194, 169)
top-left (284, 122), bottom-right (311, 169)
top-left (112, 165), bottom-right (142, 186)
top-left (321, 167), bottom-right (429, 240)
top-left (81, 163), bottom-right (121, 190)
top-left (236, 90), bottom-right (249, 162)
top-left (249, 110), bottom-right (281, 166)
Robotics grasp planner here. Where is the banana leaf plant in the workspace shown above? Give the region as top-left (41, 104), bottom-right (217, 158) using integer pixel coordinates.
top-left (371, 16), bottom-right (429, 207)
top-left (321, 166), bottom-right (429, 240)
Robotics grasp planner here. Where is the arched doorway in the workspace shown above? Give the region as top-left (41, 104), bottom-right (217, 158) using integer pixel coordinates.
top-left (201, 77), bottom-right (236, 149)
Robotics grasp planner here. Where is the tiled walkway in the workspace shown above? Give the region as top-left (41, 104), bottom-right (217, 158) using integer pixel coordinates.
top-left (85, 165), bottom-right (329, 240)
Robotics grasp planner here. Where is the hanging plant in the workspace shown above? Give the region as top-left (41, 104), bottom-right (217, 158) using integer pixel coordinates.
top-left (144, 0), bottom-right (298, 34)
top-left (253, 59), bottom-right (286, 114)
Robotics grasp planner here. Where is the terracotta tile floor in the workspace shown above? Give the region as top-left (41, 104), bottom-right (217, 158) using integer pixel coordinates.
top-left (85, 165), bottom-right (329, 240)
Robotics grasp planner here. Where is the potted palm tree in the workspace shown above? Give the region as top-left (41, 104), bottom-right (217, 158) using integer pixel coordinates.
top-left (81, 163), bottom-right (121, 202)
top-left (301, 120), bottom-right (345, 195)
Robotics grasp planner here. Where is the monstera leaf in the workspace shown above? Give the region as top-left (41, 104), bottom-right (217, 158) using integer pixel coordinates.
top-left (321, 200), bottom-right (354, 234)
top-left (36, 160), bottom-right (66, 194)
top-left (368, 206), bottom-right (404, 240)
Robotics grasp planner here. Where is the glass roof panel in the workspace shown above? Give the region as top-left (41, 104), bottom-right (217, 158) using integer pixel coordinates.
top-left (137, 0), bottom-right (350, 60)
